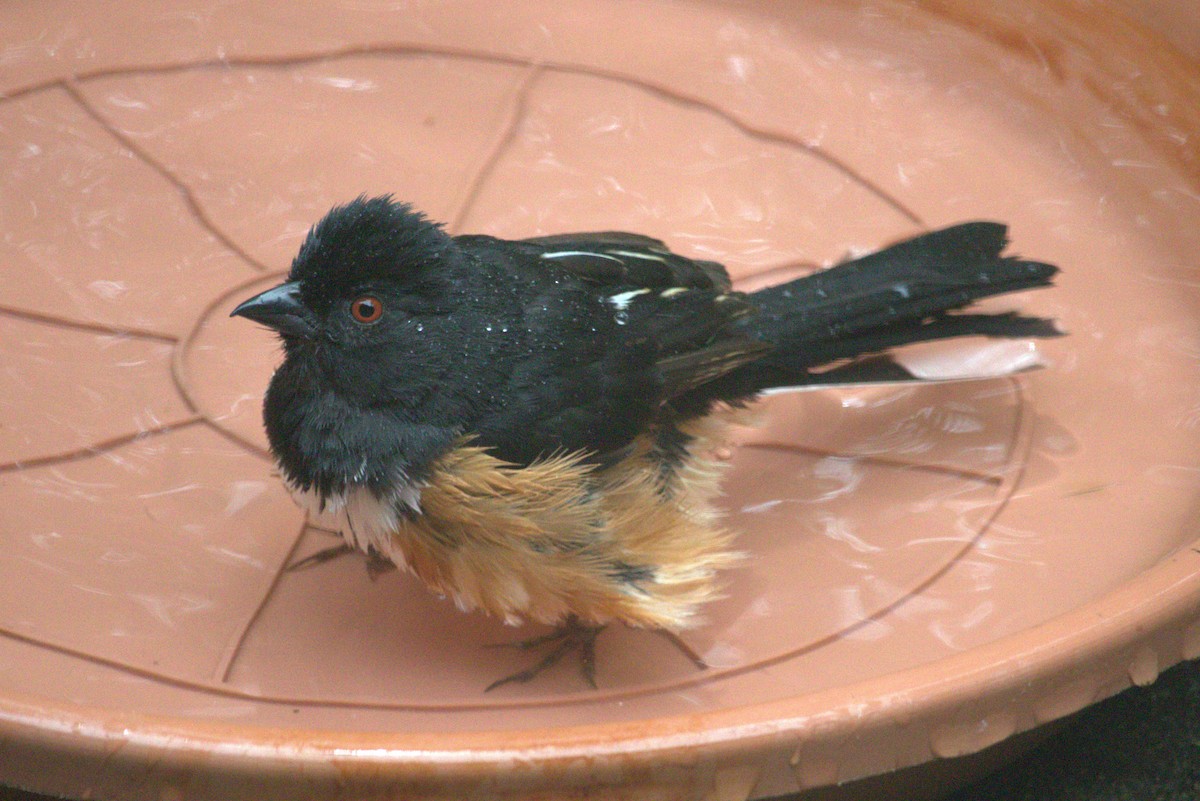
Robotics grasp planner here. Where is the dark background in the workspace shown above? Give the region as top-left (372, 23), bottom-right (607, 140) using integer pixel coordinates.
top-left (943, 657), bottom-right (1199, 801)
top-left (3, 658), bottom-right (1196, 801)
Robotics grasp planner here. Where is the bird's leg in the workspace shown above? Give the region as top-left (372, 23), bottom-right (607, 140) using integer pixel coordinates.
top-left (485, 615), bottom-right (606, 691)
top-left (362, 544), bottom-right (399, 580)
top-left (652, 628), bottom-right (709, 671)
top-left (484, 620), bottom-right (710, 691)
top-left (287, 542), bottom-right (355, 572)
top-left (287, 541), bottom-right (398, 582)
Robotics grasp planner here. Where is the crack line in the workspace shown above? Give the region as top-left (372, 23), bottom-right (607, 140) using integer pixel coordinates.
top-left (742, 441), bottom-right (1006, 485)
top-left (214, 513), bottom-right (313, 684)
top-left (60, 80), bottom-right (271, 273)
top-left (0, 303), bottom-right (179, 344)
top-left (194, 416), bottom-right (273, 464)
top-left (447, 64), bottom-right (542, 234)
top-left (5, 46), bottom-right (921, 230)
top-left (0, 416), bottom-right (205, 475)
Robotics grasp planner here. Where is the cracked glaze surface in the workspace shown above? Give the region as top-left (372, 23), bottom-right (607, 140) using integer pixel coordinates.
top-left (2, 1), bottom-right (1200, 799)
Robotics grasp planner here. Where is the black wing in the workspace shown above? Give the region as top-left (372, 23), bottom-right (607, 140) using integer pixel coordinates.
top-left (514, 232), bottom-right (769, 399)
top-left (516, 231), bottom-right (733, 292)
top-left (452, 232), bottom-right (773, 464)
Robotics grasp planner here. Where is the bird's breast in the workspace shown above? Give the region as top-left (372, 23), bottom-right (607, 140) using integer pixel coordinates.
top-left (285, 470), bottom-right (423, 563)
top-left (284, 414), bottom-right (746, 631)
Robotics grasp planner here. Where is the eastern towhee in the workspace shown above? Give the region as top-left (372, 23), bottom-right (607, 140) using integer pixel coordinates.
top-left (232, 196), bottom-right (1059, 689)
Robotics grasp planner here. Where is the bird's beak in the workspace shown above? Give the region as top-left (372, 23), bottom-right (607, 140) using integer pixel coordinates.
top-left (230, 281), bottom-right (316, 339)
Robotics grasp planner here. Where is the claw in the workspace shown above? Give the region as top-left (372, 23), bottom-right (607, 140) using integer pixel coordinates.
top-left (287, 542), bottom-right (355, 572)
top-left (364, 546), bottom-right (399, 581)
top-left (485, 615), bottom-right (606, 691)
top-left (483, 618), bottom-right (711, 691)
top-left (287, 542), bottom-right (397, 582)
top-left (653, 628), bottom-right (709, 671)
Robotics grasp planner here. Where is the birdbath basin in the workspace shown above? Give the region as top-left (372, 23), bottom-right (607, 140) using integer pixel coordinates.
top-left (1, 1), bottom-right (1199, 799)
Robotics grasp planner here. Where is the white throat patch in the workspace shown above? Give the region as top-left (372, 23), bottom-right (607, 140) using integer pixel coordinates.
top-left (284, 471), bottom-right (421, 565)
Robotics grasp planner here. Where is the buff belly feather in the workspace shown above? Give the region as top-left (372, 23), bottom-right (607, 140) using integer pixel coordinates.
top-left (290, 414), bottom-right (744, 631)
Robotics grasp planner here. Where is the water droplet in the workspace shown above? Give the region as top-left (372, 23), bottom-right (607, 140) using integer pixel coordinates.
top-left (615, 311), bottom-right (629, 325)
top-left (485, 324), bottom-right (493, 332)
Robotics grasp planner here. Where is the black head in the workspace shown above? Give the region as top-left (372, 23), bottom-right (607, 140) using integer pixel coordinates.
top-left (231, 196), bottom-right (464, 398)
top-left (233, 196), bottom-right (454, 337)
top-left (230, 196), bottom-right (473, 494)
top-left (286, 195), bottom-right (454, 316)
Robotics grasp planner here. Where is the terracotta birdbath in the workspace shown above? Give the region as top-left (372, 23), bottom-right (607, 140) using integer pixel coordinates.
top-left (1, 1), bottom-right (1199, 799)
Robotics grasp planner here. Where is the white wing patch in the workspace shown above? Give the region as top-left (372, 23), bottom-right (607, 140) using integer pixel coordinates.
top-left (607, 249), bottom-right (670, 264)
top-left (608, 288), bottom-right (651, 310)
top-left (540, 250), bottom-right (625, 264)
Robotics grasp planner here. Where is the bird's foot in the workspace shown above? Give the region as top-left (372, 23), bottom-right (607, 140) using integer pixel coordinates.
top-left (362, 545), bottom-right (399, 580)
top-left (485, 615), bottom-right (606, 691)
top-left (287, 542), bottom-right (397, 581)
top-left (483, 619), bottom-right (710, 691)
top-left (652, 628), bottom-right (709, 671)
top-left (287, 542), bottom-right (355, 572)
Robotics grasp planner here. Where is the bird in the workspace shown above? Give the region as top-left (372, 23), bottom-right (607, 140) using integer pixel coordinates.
top-left (231, 195), bottom-right (1060, 690)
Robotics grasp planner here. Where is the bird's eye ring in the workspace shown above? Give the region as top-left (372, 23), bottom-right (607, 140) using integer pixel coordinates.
top-left (350, 296), bottom-right (384, 324)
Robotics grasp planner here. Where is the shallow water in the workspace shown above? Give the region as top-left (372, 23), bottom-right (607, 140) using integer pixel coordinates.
top-left (1, 0), bottom-right (1198, 759)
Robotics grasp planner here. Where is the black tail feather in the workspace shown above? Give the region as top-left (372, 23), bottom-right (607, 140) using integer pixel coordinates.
top-left (672, 222), bottom-right (1060, 414)
top-left (744, 222), bottom-right (1059, 360)
top-left (779, 310), bottom-right (1062, 369)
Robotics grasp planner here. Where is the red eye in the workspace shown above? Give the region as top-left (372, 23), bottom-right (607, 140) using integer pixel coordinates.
top-left (350, 296), bottom-right (383, 324)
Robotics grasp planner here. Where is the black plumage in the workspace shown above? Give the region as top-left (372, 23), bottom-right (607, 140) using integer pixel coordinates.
top-left (237, 196), bottom-right (1057, 502)
top-left (231, 195), bottom-right (1060, 687)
